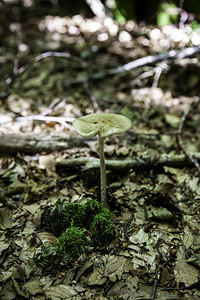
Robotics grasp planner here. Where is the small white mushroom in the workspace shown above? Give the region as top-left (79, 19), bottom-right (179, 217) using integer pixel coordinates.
top-left (73, 113), bottom-right (132, 209)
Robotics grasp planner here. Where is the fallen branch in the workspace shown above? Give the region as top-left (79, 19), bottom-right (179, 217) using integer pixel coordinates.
top-left (2, 51), bottom-right (86, 87)
top-left (1, 133), bottom-right (200, 171)
top-left (1, 114), bottom-right (74, 124)
top-left (56, 153), bottom-right (200, 171)
top-left (2, 46), bottom-right (200, 88)
top-left (0, 133), bottom-right (85, 154)
top-left (64, 46), bottom-right (200, 85)
top-left (108, 46), bottom-right (200, 75)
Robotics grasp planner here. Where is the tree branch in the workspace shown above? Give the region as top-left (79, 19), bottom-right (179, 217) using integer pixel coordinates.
top-left (56, 153), bottom-right (200, 171)
top-left (2, 51), bottom-right (86, 87)
top-left (2, 46), bottom-right (200, 88)
top-left (1, 132), bottom-right (200, 172)
top-left (0, 133), bottom-right (85, 154)
top-left (64, 46), bottom-right (200, 85)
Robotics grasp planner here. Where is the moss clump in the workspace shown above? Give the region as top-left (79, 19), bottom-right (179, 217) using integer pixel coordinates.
top-left (46, 201), bottom-right (84, 236)
top-left (90, 210), bottom-right (115, 246)
top-left (81, 197), bottom-right (102, 228)
top-left (57, 226), bottom-right (87, 258)
top-left (58, 202), bottom-right (85, 230)
top-left (47, 198), bottom-right (104, 235)
top-left (41, 198), bottom-right (116, 265)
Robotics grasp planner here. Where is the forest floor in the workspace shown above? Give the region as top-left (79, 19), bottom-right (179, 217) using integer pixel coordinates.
top-left (0, 2), bottom-right (200, 300)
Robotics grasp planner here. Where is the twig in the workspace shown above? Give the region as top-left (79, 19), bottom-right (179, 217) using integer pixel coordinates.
top-left (3, 46), bottom-right (199, 89)
top-left (152, 62), bottom-right (168, 88)
top-left (151, 257), bottom-right (171, 300)
top-left (41, 98), bottom-right (67, 116)
top-left (108, 46), bottom-right (200, 75)
top-left (103, 281), bottom-right (115, 298)
top-left (163, 280), bottom-right (200, 291)
top-left (124, 215), bottom-right (134, 243)
top-left (52, 98), bottom-right (67, 112)
top-left (0, 115), bottom-right (74, 128)
top-left (64, 46), bottom-right (200, 86)
top-left (2, 51), bottom-right (86, 86)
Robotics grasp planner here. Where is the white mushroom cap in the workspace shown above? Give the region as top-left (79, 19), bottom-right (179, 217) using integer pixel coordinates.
top-left (73, 113), bottom-right (132, 138)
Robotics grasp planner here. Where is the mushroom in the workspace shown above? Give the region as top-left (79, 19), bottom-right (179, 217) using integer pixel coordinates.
top-left (73, 113), bottom-right (132, 209)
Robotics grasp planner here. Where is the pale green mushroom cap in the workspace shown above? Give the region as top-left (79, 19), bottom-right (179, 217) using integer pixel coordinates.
top-left (73, 113), bottom-right (132, 138)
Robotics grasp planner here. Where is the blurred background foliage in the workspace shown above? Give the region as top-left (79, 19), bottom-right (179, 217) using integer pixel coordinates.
top-left (112, 0), bottom-right (200, 24)
top-left (2, 0), bottom-right (200, 25)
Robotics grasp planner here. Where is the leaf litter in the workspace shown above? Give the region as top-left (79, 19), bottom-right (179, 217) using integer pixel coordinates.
top-left (1, 4), bottom-right (200, 300)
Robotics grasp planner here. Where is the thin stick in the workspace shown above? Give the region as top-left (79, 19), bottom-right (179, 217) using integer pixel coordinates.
top-left (162, 280), bottom-right (200, 291)
top-left (3, 46), bottom-right (200, 88)
top-left (151, 257), bottom-right (171, 300)
top-left (98, 136), bottom-right (110, 209)
top-left (2, 51), bottom-right (85, 86)
top-left (0, 115), bottom-right (74, 129)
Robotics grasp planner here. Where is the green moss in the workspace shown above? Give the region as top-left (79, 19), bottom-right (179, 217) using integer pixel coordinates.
top-left (90, 210), bottom-right (115, 246)
top-left (48, 198), bottom-right (103, 235)
top-left (57, 226), bottom-right (87, 258)
top-left (41, 198), bottom-right (116, 265)
top-left (82, 198), bottom-right (103, 228)
top-left (61, 202), bottom-right (85, 228)
top-left (50, 198), bottom-right (115, 246)
top-left (48, 200), bottom-right (84, 235)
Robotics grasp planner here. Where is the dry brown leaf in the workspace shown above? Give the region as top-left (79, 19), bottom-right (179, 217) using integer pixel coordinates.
top-left (174, 260), bottom-right (199, 286)
top-left (45, 284), bottom-right (78, 300)
top-left (23, 279), bottom-right (43, 295)
top-left (0, 242), bottom-right (10, 256)
top-left (0, 210), bottom-right (14, 230)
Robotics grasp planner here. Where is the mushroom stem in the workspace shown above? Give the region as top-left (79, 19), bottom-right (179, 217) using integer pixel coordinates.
top-left (98, 135), bottom-right (110, 209)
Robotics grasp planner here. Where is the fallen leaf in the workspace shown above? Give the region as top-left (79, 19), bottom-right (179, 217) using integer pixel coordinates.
top-left (0, 242), bottom-right (10, 255)
top-left (45, 284), bottom-right (78, 300)
top-left (23, 279), bottom-right (43, 295)
top-left (174, 259), bottom-right (199, 285)
top-left (0, 210), bottom-right (13, 229)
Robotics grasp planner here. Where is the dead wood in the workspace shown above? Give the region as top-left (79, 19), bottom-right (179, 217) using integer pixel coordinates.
top-left (1, 133), bottom-right (200, 172)
top-left (56, 153), bottom-right (200, 171)
top-left (0, 133), bottom-right (86, 154)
